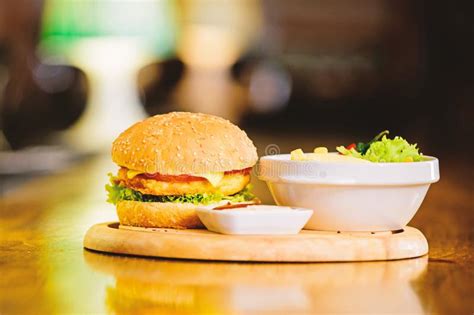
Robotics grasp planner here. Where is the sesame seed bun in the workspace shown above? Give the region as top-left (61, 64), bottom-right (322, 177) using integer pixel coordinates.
top-left (117, 201), bottom-right (204, 229)
top-left (111, 112), bottom-right (258, 175)
top-left (116, 199), bottom-right (260, 229)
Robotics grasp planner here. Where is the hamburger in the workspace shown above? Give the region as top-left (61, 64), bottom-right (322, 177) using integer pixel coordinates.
top-left (106, 112), bottom-right (259, 229)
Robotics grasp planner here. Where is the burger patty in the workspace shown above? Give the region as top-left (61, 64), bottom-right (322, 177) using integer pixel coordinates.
top-left (116, 168), bottom-right (251, 196)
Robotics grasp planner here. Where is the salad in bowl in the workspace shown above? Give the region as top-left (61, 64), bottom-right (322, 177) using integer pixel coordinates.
top-left (258, 131), bottom-right (440, 232)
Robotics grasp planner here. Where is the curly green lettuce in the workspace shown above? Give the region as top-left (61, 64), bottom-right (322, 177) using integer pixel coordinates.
top-left (105, 174), bottom-right (256, 206)
top-left (337, 135), bottom-right (424, 162)
top-left (364, 135), bottom-right (423, 162)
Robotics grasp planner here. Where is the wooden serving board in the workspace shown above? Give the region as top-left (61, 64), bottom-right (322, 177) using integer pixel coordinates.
top-left (83, 222), bottom-right (428, 262)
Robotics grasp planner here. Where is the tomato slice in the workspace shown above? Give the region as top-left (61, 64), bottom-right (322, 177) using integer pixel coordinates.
top-left (346, 143), bottom-right (356, 150)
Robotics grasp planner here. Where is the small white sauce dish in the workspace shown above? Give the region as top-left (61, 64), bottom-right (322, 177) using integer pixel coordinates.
top-left (258, 154), bottom-right (440, 232)
top-left (196, 205), bottom-right (313, 235)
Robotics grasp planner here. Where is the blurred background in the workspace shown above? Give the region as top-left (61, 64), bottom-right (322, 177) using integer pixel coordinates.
top-left (0, 0), bottom-right (472, 192)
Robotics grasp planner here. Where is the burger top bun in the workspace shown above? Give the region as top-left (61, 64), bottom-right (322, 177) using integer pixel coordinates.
top-left (111, 112), bottom-right (258, 175)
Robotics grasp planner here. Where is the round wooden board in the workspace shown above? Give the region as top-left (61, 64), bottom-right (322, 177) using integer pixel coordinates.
top-left (83, 222), bottom-right (428, 262)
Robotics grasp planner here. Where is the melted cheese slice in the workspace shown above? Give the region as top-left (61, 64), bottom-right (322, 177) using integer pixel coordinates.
top-left (127, 169), bottom-right (145, 179)
top-left (195, 172), bottom-right (225, 187)
top-left (126, 169), bottom-right (224, 186)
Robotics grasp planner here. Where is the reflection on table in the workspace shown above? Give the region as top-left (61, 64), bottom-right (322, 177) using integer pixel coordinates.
top-left (85, 250), bottom-right (427, 314)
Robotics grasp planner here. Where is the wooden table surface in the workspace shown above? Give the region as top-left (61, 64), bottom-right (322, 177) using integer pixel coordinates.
top-left (1, 134), bottom-right (473, 314)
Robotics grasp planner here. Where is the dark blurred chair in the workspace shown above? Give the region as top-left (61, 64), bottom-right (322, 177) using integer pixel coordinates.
top-left (1, 62), bottom-right (88, 149)
top-left (0, 0), bottom-right (88, 149)
top-left (137, 58), bottom-right (185, 116)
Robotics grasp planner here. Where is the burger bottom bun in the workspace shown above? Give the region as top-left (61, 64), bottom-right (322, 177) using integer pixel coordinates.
top-left (117, 200), bottom-right (204, 229)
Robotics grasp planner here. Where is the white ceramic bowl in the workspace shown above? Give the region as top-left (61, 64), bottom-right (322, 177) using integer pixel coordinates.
top-left (196, 205), bottom-right (313, 235)
top-left (258, 154), bottom-right (440, 232)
